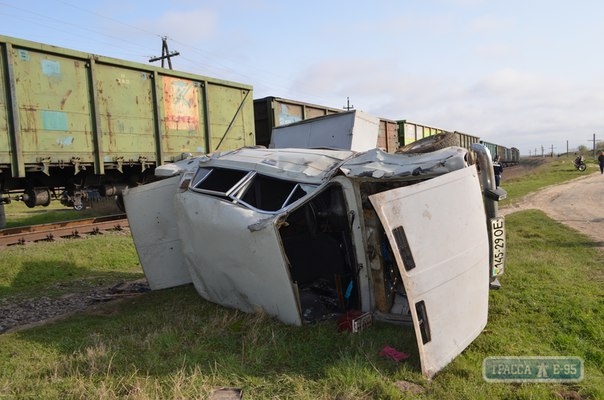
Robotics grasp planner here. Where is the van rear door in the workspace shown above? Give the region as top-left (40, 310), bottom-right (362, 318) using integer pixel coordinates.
top-left (369, 166), bottom-right (490, 378)
top-left (123, 176), bottom-right (192, 290)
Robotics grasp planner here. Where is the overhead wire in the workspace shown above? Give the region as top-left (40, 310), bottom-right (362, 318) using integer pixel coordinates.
top-left (0, 0), bottom-right (344, 108)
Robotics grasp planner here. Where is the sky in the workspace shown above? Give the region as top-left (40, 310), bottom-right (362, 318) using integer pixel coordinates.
top-left (1, 0), bottom-right (604, 156)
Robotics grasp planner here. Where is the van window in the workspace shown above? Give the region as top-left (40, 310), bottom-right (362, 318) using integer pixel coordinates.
top-left (191, 167), bottom-right (249, 196)
top-left (189, 167), bottom-right (316, 213)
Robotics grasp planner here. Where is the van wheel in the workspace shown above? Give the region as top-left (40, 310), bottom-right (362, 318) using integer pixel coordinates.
top-left (397, 132), bottom-right (458, 154)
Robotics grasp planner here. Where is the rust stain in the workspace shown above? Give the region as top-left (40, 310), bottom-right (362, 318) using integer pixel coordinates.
top-left (60, 89), bottom-right (73, 109)
top-left (21, 106), bottom-right (38, 149)
top-left (106, 112), bottom-right (116, 152)
top-left (23, 106), bottom-right (37, 133)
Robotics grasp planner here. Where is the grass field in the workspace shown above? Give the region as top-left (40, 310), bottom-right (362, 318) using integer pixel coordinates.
top-left (1, 157), bottom-right (602, 399)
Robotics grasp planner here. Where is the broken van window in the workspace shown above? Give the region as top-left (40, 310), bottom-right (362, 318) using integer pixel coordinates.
top-left (191, 167), bottom-right (249, 196)
top-left (189, 167), bottom-right (317, 213)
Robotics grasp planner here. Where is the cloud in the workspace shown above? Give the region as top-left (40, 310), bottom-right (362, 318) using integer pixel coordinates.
top-left (469, 14), bottom-right (511, 33)
top-left (288, 59), bottom-right (604, 154)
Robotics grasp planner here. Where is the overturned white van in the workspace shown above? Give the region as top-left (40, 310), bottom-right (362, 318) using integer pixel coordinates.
top-left (123, 142), bottom-right (506, 379)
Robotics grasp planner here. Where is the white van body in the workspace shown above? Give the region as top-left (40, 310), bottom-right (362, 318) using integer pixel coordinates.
top-left (124, 145), bottom-right (505, 379)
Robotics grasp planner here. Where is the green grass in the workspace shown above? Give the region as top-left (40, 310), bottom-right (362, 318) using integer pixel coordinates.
top-left (1, 160), bottom-right (603, 399)
top-left (1, 211), bottom-right (602, 399)
top-left (0, 233), bottom-right (142, 299)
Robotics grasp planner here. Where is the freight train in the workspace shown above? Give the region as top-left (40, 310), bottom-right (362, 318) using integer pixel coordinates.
top-left (254, 96), bottom-right (520, 165)
top-left (1, 36), bottom-right (517, 224)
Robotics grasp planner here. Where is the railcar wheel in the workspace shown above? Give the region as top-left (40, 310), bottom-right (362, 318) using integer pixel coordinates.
top-left (0, 203), bottom-right (6, 229)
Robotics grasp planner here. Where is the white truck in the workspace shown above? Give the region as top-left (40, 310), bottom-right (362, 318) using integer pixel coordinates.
top-left (123, 124), bottom-right (506, 379)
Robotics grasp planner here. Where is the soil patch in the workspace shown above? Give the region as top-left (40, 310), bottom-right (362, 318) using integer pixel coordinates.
top-left (0, 279), bottom-right (149, 334)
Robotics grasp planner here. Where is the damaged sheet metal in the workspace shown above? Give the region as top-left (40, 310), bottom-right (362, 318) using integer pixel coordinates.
top-left (174, 191), bottom-right (302, 325)
top-left (195, 147), bottom-right (355, 184)
top-left (340, 147), bottom-right (468, 179)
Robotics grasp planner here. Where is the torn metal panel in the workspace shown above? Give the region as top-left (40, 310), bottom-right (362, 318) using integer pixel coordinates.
top-left (155, 156), bottom-right (203, 178)
top-left (340, 147), bottom-right (468, 179)
top-left (197, 147), bottom-right (355, 184)
top-left (174, 190), bottom-right (302, 325)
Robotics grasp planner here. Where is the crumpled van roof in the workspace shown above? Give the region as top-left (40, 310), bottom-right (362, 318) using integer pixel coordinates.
top-left (155, 146), bottom-right (469, 183)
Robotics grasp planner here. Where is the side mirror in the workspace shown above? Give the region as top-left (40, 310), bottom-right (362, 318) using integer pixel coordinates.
top-left (485, 187), bottom-right (507, 201)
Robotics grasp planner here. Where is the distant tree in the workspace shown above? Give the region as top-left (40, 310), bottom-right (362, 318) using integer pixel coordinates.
top-left (596, 140), bottom-right (604, 151)
top-left (577, 144), bottom-right (589, 154)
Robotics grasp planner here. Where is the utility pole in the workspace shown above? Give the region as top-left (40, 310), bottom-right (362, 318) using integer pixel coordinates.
top-left (550, 144), bottom-right (555, 157)
top-left (587, 133), bottom-right (601, 158)
top-left (149, 36), bottom-right (180, 69)
top-left (343, 97), bottom-right (354, 111)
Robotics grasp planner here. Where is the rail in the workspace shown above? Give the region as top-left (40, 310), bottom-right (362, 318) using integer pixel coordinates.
top-left (0, 214), bottom-right (129, 246)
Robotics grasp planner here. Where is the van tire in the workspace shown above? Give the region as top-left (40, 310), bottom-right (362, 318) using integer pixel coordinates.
top-left (397, 132), bottom-right (458, 154)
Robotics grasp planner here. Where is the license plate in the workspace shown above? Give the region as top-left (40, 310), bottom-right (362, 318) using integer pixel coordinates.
top-left (490, 217), bottom-right (506, 277)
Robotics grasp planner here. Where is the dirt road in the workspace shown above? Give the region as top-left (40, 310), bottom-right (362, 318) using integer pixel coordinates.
top-left (501, 171), bottom-right (604, 247)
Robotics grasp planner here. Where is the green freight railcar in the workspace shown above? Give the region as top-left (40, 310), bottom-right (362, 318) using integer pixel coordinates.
top-left (253, 96), bottom-right (342, 147)
top-left (397, 120), bottom-right (451, 147)
top-left (479, 140), bottom-right (498, 160)
top-left (0, 35), bottom-right (255, 213)
top-left (397, 121), bottom-right (482, 150)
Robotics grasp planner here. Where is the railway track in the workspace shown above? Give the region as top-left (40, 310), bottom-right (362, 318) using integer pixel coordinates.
top-left (0, 214), bottom-right (129, 247)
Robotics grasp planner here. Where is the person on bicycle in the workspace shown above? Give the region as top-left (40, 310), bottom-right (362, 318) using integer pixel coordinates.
top-left (574, 155), bottom-right (584, 168)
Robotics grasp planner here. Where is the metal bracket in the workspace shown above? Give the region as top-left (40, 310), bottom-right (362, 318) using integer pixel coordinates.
top-left (114, 156), bottom-right (124, 173)
top-left (39, 157), bottom-right (51, 176)
top-left (139, 156), bottom-right (148, 173)
top-left (71, 156), bottom-right (82, 174)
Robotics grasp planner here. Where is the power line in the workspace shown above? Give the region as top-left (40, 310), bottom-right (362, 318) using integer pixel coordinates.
top-left (0, 1), bottom-right (162, 60)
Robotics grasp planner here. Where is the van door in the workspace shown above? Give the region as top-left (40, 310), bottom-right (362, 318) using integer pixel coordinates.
top-left (123, 176), bottom-right (192, 290)
top-left (174, 191), bottom-right (302, 326)
top-left (369, 166), bottom-right (490, 379)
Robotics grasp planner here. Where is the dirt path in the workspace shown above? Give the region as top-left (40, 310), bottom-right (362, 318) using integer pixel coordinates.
top-left (500, 171), bottom-right (604, 247)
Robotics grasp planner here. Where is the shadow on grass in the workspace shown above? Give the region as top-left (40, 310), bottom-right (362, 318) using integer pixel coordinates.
top-left (14, 285), bottom-right (424, 391)
top-left (0, 259), bottom-right (142, 298)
